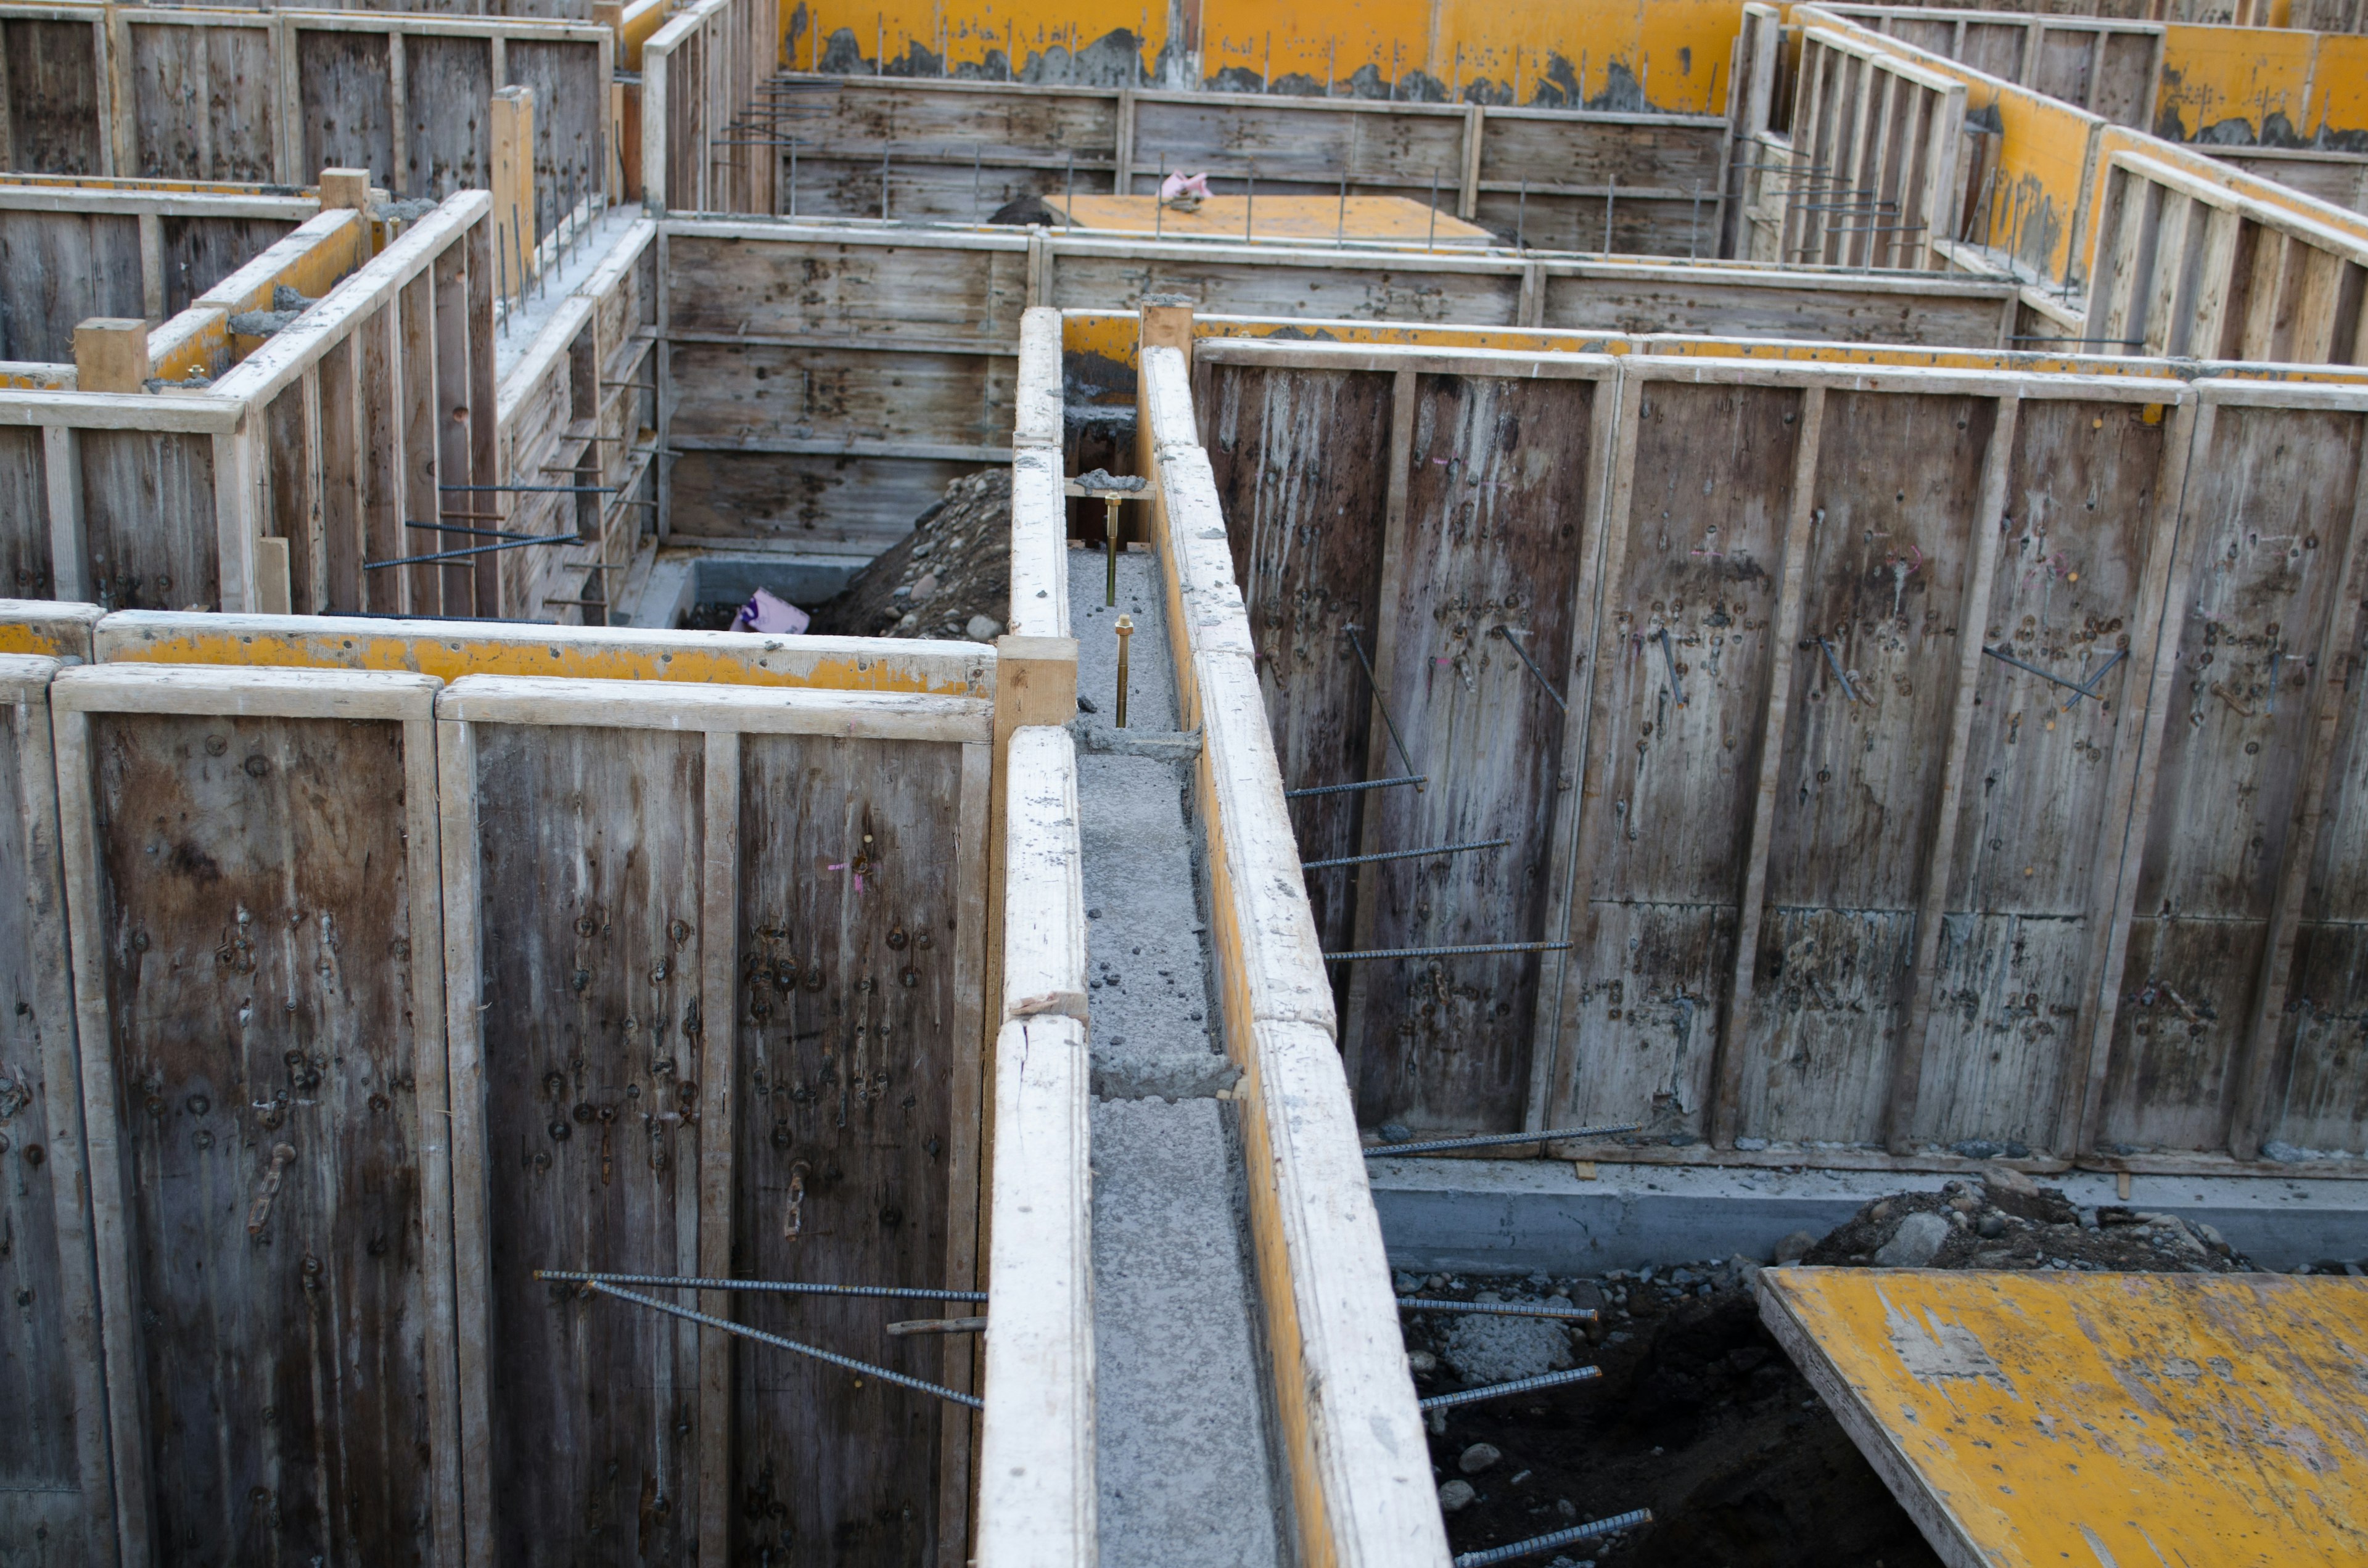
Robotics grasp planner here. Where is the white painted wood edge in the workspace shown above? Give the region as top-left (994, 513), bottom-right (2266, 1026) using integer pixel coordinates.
top-left (976, 1012), bottom-right (1095, 1568)
top-left (496, 293), bottom-right (599, 432)
top-left (2106, 145), bottom-right (2368, 269)
top-left (0, 187), bottom-right (317, 220)
top-left (1010, 447), bottom-right (1072, 642)
top-left (1, 597), bottom-right (104, 642)
top-left (1631, 355), bottom-right (2190, 401)
top-left (49, 661), bottom-right (442, 717)
top-left (659, 216), bottom-right (1035, 254)
top-left (1254, 1016), bottom-right (1453, 1568)
top-left (435, 674), bottom-right (994, 740)
top-left (2188, 376), bottom-right (2368, 411)
top-left (1003, 726), bottom-right (1087, 1022)
top-left (192, 207), bottom-right (357, 313)
top-left (1156, 446), bottom-right (1255, 661)
top-left (1139, 345), bottom-right (1199, 454)
top-left (1014, 306), bottom-right (1064, 449)
top-left (0, 652), bottom-right (61, 697)
top-left (1194, 338), bottom-right (1624, 380)
top-left (0, 390), bottom-right (241, 432)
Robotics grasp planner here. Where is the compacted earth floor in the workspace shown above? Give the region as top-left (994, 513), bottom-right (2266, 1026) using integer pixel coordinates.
top-left (1407, 1167), bottom-right (2261, 1567)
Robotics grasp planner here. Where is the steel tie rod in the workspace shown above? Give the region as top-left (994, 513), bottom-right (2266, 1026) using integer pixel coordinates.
top-left (1399, 1297), bottom-right (1597, 1321)
top-left (536, 1269), bottom-right (987, 1303)
top-left (1323, 940), bottom-right (1571, 964)
top-left (1981, 644), bottom-right (2125, 708)
top-left (1419, 1364), bottom-right (1600, 1411)
top-left (1451, 1509), bottom-right (1656, 1567)
top-left (1493, 625), bottom-right (1567, 712)
top-left (1285, 774), bottom-right (1426, 800)
top-left (1817, 638), bottom-right (1865, 704)
top-left (440, 483), bottom-right (625, 495)
top-left (1365, 1121), bottom-right (1643, 1157)
top-left (366, 533), bottom-right (588, 570)
top-left (1303, 837), bottom-right (1509, 871)
top-left (564, 1279), bottom-right (983, 1410)
top-left (1345, 623), bottom-right (1422, 789)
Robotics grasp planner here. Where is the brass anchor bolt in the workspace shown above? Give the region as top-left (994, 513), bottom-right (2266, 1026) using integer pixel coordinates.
top-left (1104, 494), bottom-right (1123, 607)
top-left (1115, 615), bottom-right (1133, 729)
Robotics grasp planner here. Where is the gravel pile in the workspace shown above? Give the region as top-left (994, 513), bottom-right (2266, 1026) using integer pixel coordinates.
top-left (802, 469), bottom-right (1012, 640)
top-left (1797, 1165), bottom-right (2255, 1273)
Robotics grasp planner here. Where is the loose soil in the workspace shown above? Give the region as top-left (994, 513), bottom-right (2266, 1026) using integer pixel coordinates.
top-left (1410, 1169), bottom-right (2259, 1568)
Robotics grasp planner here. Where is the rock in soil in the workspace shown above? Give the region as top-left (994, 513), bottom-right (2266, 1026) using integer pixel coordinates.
top-left (801, 469), bottom-right (1011, 640)
top-left (1407, 1173), bottom-right (2258, 1567)
top-left (1441, 1308), bottom-right (1577, 1384)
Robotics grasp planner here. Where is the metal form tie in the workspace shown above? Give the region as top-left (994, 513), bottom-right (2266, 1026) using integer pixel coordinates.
top-left (367, 533), bottom-right (587, 570)
top-left (1365, 1121), bottom-right (1641, 1157)
top-left (1399, 1298), bottom-right (1597, 1321)
top-left (1302, 837), bottom-right (1508, 871)
top-left (1345, 624), bottom-right (1421, 789)
top-left (535, 1269), bottom-right (987, 1303)
top-left (1494, 626), bottom-right (1567, 712)
top-left (1981, 644), bottom-right (2125, 710)
top-left (442, 483), bottom-right (623, 496)
top-left (1655, 627), bottom-right (1687, 707)
top-left (1323, 940), bottom-right (1571, 964)
top-left (1285, 775), bottom-right (1426, 800)
top-left (1420, 1364), bottom-right (1600, 1411)
top-left (568, 1279), bottom-right (982, 1410)
top-left (1451, 1509), bottom-right (1655, 1567)
top-left (1817, 638), bottom-right (1865, 704)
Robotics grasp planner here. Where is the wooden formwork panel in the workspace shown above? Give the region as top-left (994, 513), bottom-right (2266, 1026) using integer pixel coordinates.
top-left (49, 662), bottom-right (459, 1568)
top-left (435, 677), bottom-right (990, 1568)
top-left (0, 654), bottom-right (112, 1561)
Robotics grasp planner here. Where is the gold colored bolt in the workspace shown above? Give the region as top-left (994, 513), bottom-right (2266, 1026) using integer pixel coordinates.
top-left (1115, 615), bottom-right (1133, 730)
top-left (1104, 494), bottom-right (1122, 607)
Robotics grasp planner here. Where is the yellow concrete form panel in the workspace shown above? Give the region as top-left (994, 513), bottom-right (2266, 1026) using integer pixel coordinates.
top-left (1433, 0), bottom-right (1742, 112)
top-left (1761, 1269), bottom-right (2368, 1568)
top-left (620, 0), bottom-right (668, 69)
top-left (1052, 194), bottom-right (1496, 243)
top-left (97, 622), bottom-right (989, 694)
top-left (1961, 76), bottom-right (2099, 284)
top-left (0, 601), bottom-right (100, 662)
top-left (2310, 36), bottom-right (2368, 141)
top-left (797, 0), bottom-right (1171, 76)
top-left (2156, 23), bottom-right (2316, 142)
top-left (1198, 0), bottom-right (1436, 91)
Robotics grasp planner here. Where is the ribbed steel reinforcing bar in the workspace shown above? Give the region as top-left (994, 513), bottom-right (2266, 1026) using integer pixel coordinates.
top-left (574, 1281), bottom-right (985, 1410)
top-left (1302, 837), bottom-right (1510, 871)
top-left (1398, 1298), bottom-right (1597, 1322)
top-left (1450, 1509), bottom-right (1655, 1567)
top-left (1363, 1122), bottom-right (1643, 1157)
top-left (1284, 774), bottom-right (1427, 800)
top-left (1323, 940), bottom-right (1572, 964)
top-left (1419, 1365), bottom-right (1601, 1411)
top-left (536, 1268), bottom-right (987, 1303)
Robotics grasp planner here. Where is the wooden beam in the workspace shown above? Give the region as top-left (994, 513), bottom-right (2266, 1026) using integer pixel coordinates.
top-left (1708, 382), bottom-right (1828, 1148)
top-left (73, 318), bottom-right (149, 393)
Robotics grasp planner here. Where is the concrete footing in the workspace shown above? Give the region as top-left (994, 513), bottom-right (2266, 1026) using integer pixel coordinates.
top-left (1369, 1158), bottom-right (2368, 1274)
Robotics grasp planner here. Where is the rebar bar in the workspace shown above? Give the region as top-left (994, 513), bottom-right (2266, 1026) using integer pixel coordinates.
top-left (406, 520), bottom-right (540, 541)
top-left (1494, 625), bottom-right (1566, 711)
top-left (1365, 1122), bottom-right (1642, 1157)
top-left (1817, 638), bottom-right (1864, 704)
top-left (1344, 623), bottom-right (1420, 786)
top-left (886, 1315), bottom-right (987, 1336)
top-left (1283, 775), bottom-right (1428, 800)
top-left (1323, 940), bottom-right (1572, 964)
top-left (441, 483), bottom-right (622, 495)
top-left (1656, 626), bottom-right (1687, 707)
top-left (577, 1279), bottom-right (982, 1408)
top-left (1450, 1510), bottom-right (1654, 1567)
top-left (535, 1268), bottom-right (987, 1303)
top-left (1419, 1365), bottom-right (1600, 1411)
top-left (366, 533), bottom-right (588, 570)
top-left (1399, 1298), bottom-right (1597, 1321)
top-left (1302, 837), bottom-right (1510, 871)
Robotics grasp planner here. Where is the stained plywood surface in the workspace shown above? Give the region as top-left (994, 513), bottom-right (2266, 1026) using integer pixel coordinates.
top-left (1051, 194), bottom-right (1496, 246)
top-left (1761, 1268), bottom-right (2368, 1568)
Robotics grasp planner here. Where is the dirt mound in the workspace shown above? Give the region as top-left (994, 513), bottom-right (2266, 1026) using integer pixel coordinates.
top-left (802, 469), bottom-right (1011, 639)
top-left (1801, 1168), bottom-right (2253, 1274)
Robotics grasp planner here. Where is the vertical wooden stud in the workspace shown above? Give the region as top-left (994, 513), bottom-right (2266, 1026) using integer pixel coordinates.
top-left (695, 727), bottom-right (740, 1568)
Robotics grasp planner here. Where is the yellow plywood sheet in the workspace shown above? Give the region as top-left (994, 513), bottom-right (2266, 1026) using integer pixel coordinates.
top-left (1759, 1268), bottom-right (2368, 1568)
top-left (2156, 24), bottom-right (2317, 143)
top-left (2310, 36), bottom-right (2368, 142)
top-left (1051, 194), bottom-right (1496, 245)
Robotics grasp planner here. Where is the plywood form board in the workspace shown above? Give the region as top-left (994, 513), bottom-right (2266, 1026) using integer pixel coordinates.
top-left (2094, 380), bottom-right (2368, 1164)
top-left (47, 661), bottom-right (460, 1568)
top-left (0, 8), bottom-right (612, 207)
top-left (433, 676), bottom-right (990, 1568)
top-left (1824, 6), bottom-right (2163, 129)
top-left (0, 653), bottom-right (112, 1562)
top-left (641, 0), bottom-right (776, 215)
top-left (0, 207), bottom-right (147, 360)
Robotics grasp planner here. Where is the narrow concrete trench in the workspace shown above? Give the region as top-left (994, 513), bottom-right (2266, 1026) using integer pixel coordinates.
top-left (1069, 544), bottom-right (1286, 1568)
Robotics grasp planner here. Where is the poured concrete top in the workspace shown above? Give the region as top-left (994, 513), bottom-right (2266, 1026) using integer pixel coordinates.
top-left (1048, 193), bottom-right (1497, 247)
top-left (1758, 1268), bottom-right (2368, 1567)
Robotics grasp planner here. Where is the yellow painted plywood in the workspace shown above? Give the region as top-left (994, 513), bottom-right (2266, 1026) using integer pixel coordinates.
top-left (1760, 1268), bottom-right (2368, 1568)
top-left (1051, 193), bottom-right (1495, 244)
top-left (2310, 37), bottom-right (2368, 142)
top-left (2156, 24), bottom-right (2317, 142)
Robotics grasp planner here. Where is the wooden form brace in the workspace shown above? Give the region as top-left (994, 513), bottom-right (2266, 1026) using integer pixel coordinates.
top-left (0, 7), bottom-right (614, 205)
top-left (976, 725), bottom-right (1094, 1568)
top-left (1146, 346), bottom-right (1448, 1568)
top-left (1780, 26), bottom-right (1967, 271)
top-left (0, 653), bottom-right (112, 1562)
top-left (434, 674), bottom-right (990, 1568)
top-left (639, 0), bottom-right (778, 215)
top-left (1822, 4), bottom-right (2166, 129)
top-left (48, 661), bottom-right (460, 1568)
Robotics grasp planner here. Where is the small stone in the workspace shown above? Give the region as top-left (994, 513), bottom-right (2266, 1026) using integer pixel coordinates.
top-left (1395, 1271), bottom-right (1423, 1293)
top-left (1952, 1138), bottom-right (2007, 1160)
top-left (1874, 1210), bottom-right (1950, 1268)
top-left (1407, 1349), bottom-right (1437, 1374)
top-left (1088, 908), bottom-right (1103, 919)
top-left (1078, 694), bottom-right (1098, 713)
top-left (1379, 1123), bottom-right (1415, 1144)
top-left (1733, 1136), bottom-right (1769, 1151)
top-left (1976, 1212), bottom-right (2006, 1238)
top-left (1438, 1480), bottom-right (1476, 1513)
top-left (895, 612), bottom-right (919, 633)
top-left (966, 614), bottom-right (1003, 642)
top-left (1728, 1254), bottom-right (1764, 1291)
top-left (1458, 1443), bottom-right (1501, 1474)
top-left (1772, 1230), bottom-right (1817, 1265)
top-left (1556, 1498), bottom-right (1579, 1521)
top-left (2262, 1140), bottom-right (2309, 1163)
top-left (911, 573), bottom-right (940, 601)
